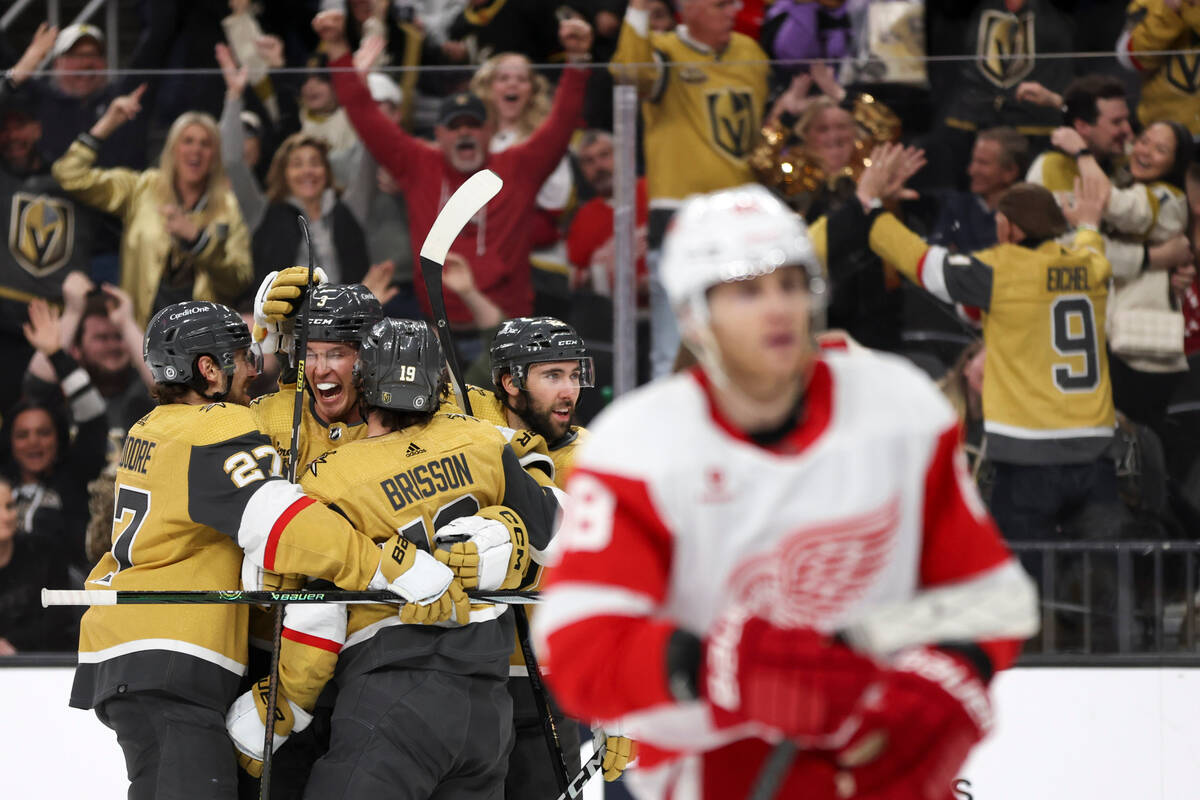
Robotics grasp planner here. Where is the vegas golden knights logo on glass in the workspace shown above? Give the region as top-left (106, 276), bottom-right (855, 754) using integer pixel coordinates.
top-left (1164, 34), bottom-right (1200, 95)
top-left (9, 192), bottom-right (74, 277)
top-left (976, 10), bottom-right (1035, 89)
top-left (706, 88), bottom-right (756, 160)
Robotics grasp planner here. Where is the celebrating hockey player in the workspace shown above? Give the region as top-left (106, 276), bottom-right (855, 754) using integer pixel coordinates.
top-left (458, 316), bottom-right (638, 792)
top-left (534, 185), bottom-right (1039, 799)
top-left (227, 317), bottom-right (562, 798)
top-left (72, 301), bottom-right (463, 799)
top-left (249, 269), bottom-right (384, 471)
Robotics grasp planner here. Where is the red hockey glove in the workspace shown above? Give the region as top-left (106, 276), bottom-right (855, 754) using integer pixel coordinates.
top-left (700, 609), bottom-right (882, 740)
top-left (830, 647), bottom-right (992, 799)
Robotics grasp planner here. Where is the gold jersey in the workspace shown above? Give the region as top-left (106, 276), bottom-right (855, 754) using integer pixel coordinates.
top-left (249, 384), bottom-right (368, 475)
top-left (72, 402), bottom-right (382, 712)
top-left (611, 18), bottom-right (768, 204)
top-left (275, 413), bottom-right (561, 706)
top-left (870, 213), bottom-right (1115, 465)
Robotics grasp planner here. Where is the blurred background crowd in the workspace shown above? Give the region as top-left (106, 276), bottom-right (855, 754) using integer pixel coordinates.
top-left (0, 0), bottom-right (1198, 657)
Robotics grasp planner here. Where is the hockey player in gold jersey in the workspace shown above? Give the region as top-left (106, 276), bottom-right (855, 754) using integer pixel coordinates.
top-left (227, 318), bottom-right (561, 798)
top-left (472, 317), bottom-right (636, 791)
top-left (249, 271), bottom-right (384, 472)
top-left (856, 148), bottom-right (1128, 543)
top-left (74, 301), bottom-right (463, 800)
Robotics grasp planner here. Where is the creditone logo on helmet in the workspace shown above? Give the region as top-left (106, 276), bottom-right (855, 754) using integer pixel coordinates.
top-left (144, 301), bottom-right (252, 390)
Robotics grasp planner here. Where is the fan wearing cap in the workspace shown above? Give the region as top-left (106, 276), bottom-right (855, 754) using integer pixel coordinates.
top-left (534, 183), bottom-right (1037, 799)
top-left (312, 8), bottom-right (591, 343)
top-left (3, 20), bottom-right (166, 170)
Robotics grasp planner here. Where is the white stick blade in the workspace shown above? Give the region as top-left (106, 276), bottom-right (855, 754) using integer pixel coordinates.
top-left (419, 169), bottom-right (504, 263)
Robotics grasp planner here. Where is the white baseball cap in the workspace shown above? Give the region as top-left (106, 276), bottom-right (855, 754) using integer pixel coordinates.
top-left (366, 72), bottom-right (402, 106)
top-left (53, 23), bottom-right (105, 59)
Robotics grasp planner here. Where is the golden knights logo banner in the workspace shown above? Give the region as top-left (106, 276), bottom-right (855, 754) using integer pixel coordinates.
top-left (706, 88), bottom-right (757, 160)
top-left (1163, 32), bottom-right (1200, 95)
top-left (9, 192), bottom-right (75, 277)
top-left (976, 9), bottom-right (1036, 89)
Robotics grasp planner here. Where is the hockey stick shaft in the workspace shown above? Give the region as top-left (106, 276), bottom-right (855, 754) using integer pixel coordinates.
top-left (260, 218), bottom-right (320, 798)
top-left (416, 169), bottom-right (570, 787)
top-left (514, 604), bottom-right (571, 791)
top-left (553, 728), bottom-right (607, 800)
top-left (42, 588), bottom-right (539, 606)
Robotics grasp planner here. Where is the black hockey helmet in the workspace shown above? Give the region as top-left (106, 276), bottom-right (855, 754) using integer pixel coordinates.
top-left (144, 301), bottom-right (252, 391)
top-left (308, 284), bottom-right (384, 343)
top-left (489, 316), bottom-right (593, 391)
top-left (354, 318), bottom-right (444, 412)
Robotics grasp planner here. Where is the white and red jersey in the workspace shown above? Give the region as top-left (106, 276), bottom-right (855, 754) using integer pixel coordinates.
top-left (535, 350), bottom-right (1031, 799)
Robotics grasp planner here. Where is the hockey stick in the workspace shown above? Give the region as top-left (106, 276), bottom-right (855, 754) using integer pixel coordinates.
top-left (259, 216), bottom-right (320, 799)
top-left (553, 728), bottom-right (608, 800)
top-left (417, 168), bottom-right (502, 416)
top-left (42, 588), bottom-right (539, 606)
top-left (417, 168), bottom-right (571, 790)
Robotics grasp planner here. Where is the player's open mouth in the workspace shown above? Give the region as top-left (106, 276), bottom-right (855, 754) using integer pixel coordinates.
top-left (551, 407), bottom-right (571, 423)
top-left (316, 382), bottom-right (343, 403)
top-left (456, 140), bottom-right (477, 156)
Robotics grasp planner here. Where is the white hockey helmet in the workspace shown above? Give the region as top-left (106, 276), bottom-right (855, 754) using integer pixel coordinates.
top-left (659, 183), bottom-right (826, 322)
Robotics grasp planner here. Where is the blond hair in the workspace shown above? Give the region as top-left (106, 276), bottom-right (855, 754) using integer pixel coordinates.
top-left (157, 111), bottom-right (229, 223)
top-left (470, 53), bottom-right (551, 139)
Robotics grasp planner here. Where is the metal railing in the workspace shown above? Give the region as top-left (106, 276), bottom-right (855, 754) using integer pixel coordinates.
top-left (1, 0), bottom-right (120, 68)
top-left (1013, 541), bottom-right (1200, 666)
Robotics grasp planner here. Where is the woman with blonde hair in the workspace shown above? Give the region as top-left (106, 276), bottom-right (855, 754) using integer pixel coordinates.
top-left (251, 131), bottom-right (369, 291)
top-left (470, 52), bottom-right (573, 304)
top-left (53, 84), bottom-right (252, 326)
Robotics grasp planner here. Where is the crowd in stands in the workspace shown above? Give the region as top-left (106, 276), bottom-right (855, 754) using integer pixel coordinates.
top-left (0, 0), bottom-right (1197, 655)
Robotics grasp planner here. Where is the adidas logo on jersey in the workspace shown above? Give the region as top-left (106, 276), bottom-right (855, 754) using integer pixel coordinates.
top-left (405, 442), bottom-right (427, 457)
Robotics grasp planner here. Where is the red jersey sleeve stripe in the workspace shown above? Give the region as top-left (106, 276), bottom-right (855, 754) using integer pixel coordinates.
top-left (282, 626), bottom-right (343, 654)
top-left (265, 496), bottom-right (317, 572)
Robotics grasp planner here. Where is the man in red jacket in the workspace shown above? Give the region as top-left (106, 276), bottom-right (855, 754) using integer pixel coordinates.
top-left (566, 130), bottom-right (650, 307)
top-left (313, 10), bottom-right (591, 349)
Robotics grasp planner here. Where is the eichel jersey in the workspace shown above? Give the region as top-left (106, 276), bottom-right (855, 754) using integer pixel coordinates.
top-left (72, 402), bottom-right (384, 713)
top-left (535, 355), bottom-right (1031, 796)
top-left (867, 212), bottom-right (1115, 465)
top-left (249, 382), bottom-right (367, 475)
top-left (276, 412), bottom-right (561, 711)
top-left (611, 10), bottom-right (768, 205)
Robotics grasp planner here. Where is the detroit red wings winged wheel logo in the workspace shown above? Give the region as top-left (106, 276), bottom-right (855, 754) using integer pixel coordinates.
top-left (726, 498), bottom-right (901, 628)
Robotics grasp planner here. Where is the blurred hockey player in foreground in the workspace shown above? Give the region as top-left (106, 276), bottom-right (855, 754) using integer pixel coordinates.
top-left (534, 184), bottom-right (1039, 799)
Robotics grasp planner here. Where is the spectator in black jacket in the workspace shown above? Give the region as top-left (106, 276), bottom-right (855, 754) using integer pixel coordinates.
top-left (0, 474), bottom-right (79, 654)
top-left (251, 132), bottom-right (369, 296)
